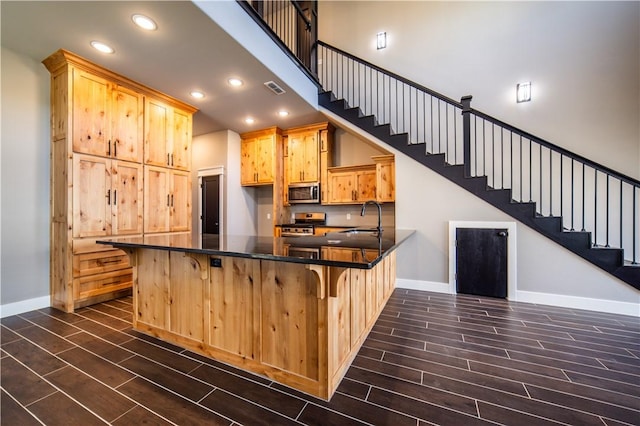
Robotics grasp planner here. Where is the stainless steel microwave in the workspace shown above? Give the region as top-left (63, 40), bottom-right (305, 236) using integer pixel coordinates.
top-left (288, 183), bottom-right (320, 204)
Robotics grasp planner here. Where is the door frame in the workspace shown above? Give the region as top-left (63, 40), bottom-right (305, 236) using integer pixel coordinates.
top-left (448, 221), bottom-right (517, 300)
top-left (198, 166), bottom-right (225, 236)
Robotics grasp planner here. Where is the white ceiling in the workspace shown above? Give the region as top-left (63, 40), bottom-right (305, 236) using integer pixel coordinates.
top-left (1, 1), bottom-right (323, 136)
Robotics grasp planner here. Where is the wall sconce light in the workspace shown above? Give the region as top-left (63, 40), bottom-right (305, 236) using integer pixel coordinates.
top-left (516, 82), bottom-right (531, 103)
top-left (376, 32), bottom-right (387, 50)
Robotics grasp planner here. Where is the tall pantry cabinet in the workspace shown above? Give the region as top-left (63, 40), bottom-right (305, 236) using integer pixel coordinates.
top-left (43, 49), bottom-right (197, 313)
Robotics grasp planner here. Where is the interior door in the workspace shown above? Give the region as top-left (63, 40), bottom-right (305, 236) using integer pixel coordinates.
top-left (202, 175), bottom-right (220, 234)
top-left (456, 228), bottom-right (508, 298)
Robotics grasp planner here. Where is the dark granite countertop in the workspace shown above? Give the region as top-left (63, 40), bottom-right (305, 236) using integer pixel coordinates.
top-left (97, 229), bottom-right (414, 269)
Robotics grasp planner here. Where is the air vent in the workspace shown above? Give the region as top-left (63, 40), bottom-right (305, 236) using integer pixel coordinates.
top-left (264, 81), bottom-right (286, 95)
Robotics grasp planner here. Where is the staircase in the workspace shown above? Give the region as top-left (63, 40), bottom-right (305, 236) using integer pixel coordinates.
top-left (316, 41), bottom-right (640, 290)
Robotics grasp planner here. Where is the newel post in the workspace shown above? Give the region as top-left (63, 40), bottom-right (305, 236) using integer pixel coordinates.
top-left (461, 95), bottom-right (473, 178)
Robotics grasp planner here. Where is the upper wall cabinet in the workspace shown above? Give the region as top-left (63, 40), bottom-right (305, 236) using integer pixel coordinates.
top-left (325, 155), bottom-right (395, 205)
top-left (72, 70), bottom-right (143, 162)
top-left (240, 127), bottom-right (282, 186)
top-left (144, 98), bottom-right (192, 170)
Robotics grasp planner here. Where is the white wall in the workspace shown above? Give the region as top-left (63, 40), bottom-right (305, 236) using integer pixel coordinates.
top-left (192, 130), bottom-right (256, 236)
top-left (0, 47), bottom-right (50, 308)
top-left (319, 1), bottom-right (640, 180)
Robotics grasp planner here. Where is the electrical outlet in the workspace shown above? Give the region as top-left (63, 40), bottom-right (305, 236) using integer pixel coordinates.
top-left (210, 258), bottom-right (222, 268)
top-left (346, 213), bottom-right (351, 220)
top-left (267, 213), bottom-right (271, 220)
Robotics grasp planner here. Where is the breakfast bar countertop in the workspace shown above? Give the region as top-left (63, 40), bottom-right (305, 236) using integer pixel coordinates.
top-left (97, 229), bottom-right (414, 269)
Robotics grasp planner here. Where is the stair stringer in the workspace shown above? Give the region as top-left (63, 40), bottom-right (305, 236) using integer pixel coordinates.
top-left (319, 91), bottom-right (640, 290)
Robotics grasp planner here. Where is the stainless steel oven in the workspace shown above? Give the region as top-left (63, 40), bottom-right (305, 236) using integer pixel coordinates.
top-left (288, 183), bottom-right (320, 204)
top-left (286, 246), bottom-right (321, 260)
top-left (280, 212), bottom-right (326, 237)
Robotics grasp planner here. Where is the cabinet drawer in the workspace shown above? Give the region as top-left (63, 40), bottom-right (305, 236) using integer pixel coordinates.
top-left (73, 250), bottom-right (130, 277)
top-left (73, 269), bottom-right (133, 300)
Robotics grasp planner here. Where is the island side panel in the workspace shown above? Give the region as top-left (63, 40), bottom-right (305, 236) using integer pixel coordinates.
top-left (261, 260), bottom-right (320, 381)
top-left (209, 257), bottom-right (260, 360)
top-left (136, 249), bottom-right (169, 330)
top-left (168, 252), bottom-right (207, 342)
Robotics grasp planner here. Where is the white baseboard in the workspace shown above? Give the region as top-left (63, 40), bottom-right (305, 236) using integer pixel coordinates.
top-left (0, 296), bottom-right (50, 318)
top-left (396, 278), bottom-right (639, 317)
top-left (516, 290), bottom-right (640, 317)
top-left (396, 278), bottom-right (452, 294)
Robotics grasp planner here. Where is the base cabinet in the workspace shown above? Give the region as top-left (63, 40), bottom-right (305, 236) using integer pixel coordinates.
top-left (130, 247), bottom-right (396, 400)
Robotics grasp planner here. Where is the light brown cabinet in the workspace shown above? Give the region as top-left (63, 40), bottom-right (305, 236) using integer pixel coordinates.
top-left (72, 69), bottom-right (143, 162)
top-left (326, 155), bottom-right (395, 205)
top-left (240, 127), bottom-right (281, 186)
top-left (144, 166), bottom-right (191, 233)
top-left (144, 98), bottom-right (192, 170)
top-left (44, 49), bottom-right (196, 312)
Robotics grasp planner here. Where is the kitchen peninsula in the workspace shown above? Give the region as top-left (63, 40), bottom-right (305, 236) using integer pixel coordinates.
top-left (98, 230), bottom-right (413, 400)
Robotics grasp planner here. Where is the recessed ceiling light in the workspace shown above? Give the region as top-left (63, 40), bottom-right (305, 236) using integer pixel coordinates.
top-left (132, 14), bottom-right (157, 31)
top-left (190, 91), bottom-right (205, 99)
top-left (228, 78), bottom-right (244, 87)
top-left (277, 110), bottom-right (289, 117)
top-left (245, 117), bottom-right (255, 124)
top-left (90, 41), bottom-right (114, 54)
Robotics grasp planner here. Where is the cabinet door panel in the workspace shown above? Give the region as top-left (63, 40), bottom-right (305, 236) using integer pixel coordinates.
top-left (357, 170), bottom-right (377, 201)
top-left (170, 171), bottom-right (191, 232)
top-left (327, 171), bottom-right (355, 204)
top-left (172, 109), bottom-right (191, 170)
top-left (144, 99), bottom-right (170, 167)
top-left (256, 135), bottom-right (275, 183)
top-left (112, 161), bottom-right (143, 235)
top-left (73, 70), bottom-right (109, 156)
top-left (240, 138), bottom-right (257, 185)
top-left (73, 155), bottom-right (111, 237)
top-left (112, 86), bottom-right (143, 162)
top-left (144, 166), bottom-right (170, 233)
top-left (302, 133), bottom-right (319, 182)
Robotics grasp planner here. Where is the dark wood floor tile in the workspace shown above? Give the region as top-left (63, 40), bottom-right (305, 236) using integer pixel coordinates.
top-left (119, 355), bottom-right (213, 402)
top-left (66, 331), bottom-right (134, 363)
top-left (57, 346), bottom-right (135, 387)
top-left (1, 315), bottom-right (34, 331)
top-left (356, 345), bottom-right (384, 360)
top-left (371, 323), bottom-right (395, 335)
top-left (44, 365), bottom-right (136, 422)
top-left (18, 310), bottom-right (46, 320)
top-left (73, 319), bottom-right (133, 345)
top-left (539, 340), bottom-right (640, 366)
top-left (366, 387), bottom-right (490, 426)
top-left (111, 405), bottom-right (173, 426)
top-left (27, 390), bottom-right (107, 425)
top-left (76, 309), bottom-right (131, 331)
top-left (182, 350), bottom-right (273, 386)
top-left (568, 330), bottom-right (640, 352)
top-left (363, 334), bottom-right (470, 370)
top-left (377, 318), bottom-right (465, 342)
top-left (0, 389), bottom-right (41, 426)
top-left (9, 324), bottom-right (74, 355)
top-left (599, 358), bottom-right (640, 376)
top-left (392, 328), bottom-right (510, 358)
top-left (190, 363), bottom-right (306, 419)
top-left (382, 351), bottom-right (528, 396)
top-left (441, 323), bottom-right (548, 349)
top-left (89, 303), bottom-right (133, 320)
top-left (1, 325), bottom-right (22, 345)
top-left (594, 324), bottom-right (640, 340)
top-left (125, 329), bottom-right (188, 353)
top-left (345, 365), bottom-right (478, 416)
top-left (0, 356), bottom-right (56, 405)
top-left (121, 338), bottom-right (201, 374)
top-left (526, 384), bottom-right (640, 424)
top-left (601, 417), bottom-right (637, 426)
top-left (366, 329), bottom-right (426, 350)
top-left (519, 318), bottom-right (612, 334)
top-left (505, 345), bottom-right (605, 368)
top-left (38, 307), bottom-right (86, 324)
top-left (102, 299), bottom-right (134, 312)
top-left (545, 312), bottom-right (633, 329)
top-left (200, 389), bottom-right (300, 426)
top-left (2, 338), bottom-right (67, 375)
top-left (297, 401), bottom-right (368, 426)
top-left (565, 370), bottom-right (640, 398)
top-left (118, 377), bottom-right (230, 425)
top-left (352, 354), bottom-right (423, 383)
top-left (319, 391), bottom-right (418, 426)
top-left (25, 313), bottom-right (81, 337)
top-left (477, 400), bottom-right (580, 425)
top-left (379, 310), bottom-right (427, 327)
top-left (335, 377), bottom-right (370, 400)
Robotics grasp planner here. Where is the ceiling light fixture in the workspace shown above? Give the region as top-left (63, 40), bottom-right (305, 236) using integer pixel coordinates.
top-left (90, 41), bottom-right (114, 54)
top-left (132, 14), bottom-right (157, 31)
top-left (245, 117), bottom-right (255, 124)
top-left (277, 110), bottom-right (289, 117)
top-left (516, 82), bottom-right (532, 103)
top-left (228, 78), bottom-right (243, 87)
top-left (190, 91), bottom-right (205, 99)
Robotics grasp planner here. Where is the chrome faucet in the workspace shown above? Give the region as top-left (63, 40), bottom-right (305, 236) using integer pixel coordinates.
top-left (361, 200), bottom-right (383, 235)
